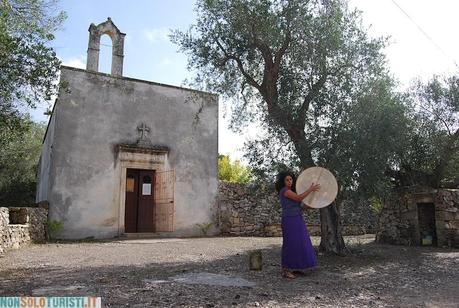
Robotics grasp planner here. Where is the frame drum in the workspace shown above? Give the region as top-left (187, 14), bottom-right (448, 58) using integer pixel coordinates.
top-left (295, 167), bottom-right (338, 208)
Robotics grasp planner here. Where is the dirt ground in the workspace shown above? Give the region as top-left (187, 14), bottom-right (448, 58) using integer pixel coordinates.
top-left (0, 235), bottom-right (458, 307)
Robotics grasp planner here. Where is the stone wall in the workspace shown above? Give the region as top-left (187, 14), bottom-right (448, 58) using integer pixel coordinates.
top-left (217, 182), bottom-right (377, 236)
top-left (436, 189), bottom-right (459, 247)
top-left (376, 188), bottom-right (459, 248)
top-left (0, 206), bottom-right (48, 255)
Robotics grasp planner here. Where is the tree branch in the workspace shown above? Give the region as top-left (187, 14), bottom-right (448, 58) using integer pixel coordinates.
top-left (249, 23), bottom-right (274, 70)
top-left (329, 63), bottom-right (357, 76)
top-left (298, 74), bottom-right (328, 124)
top-left (416, 102), bottom-right (454, 136)
top-left (273, 29), bottom-right (291, 77)
top-left (214, 38), bottom-right (263, 92)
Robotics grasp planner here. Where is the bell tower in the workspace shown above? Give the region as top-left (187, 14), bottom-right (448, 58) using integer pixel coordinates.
top-left (86, 17), bottom-right (126, 76)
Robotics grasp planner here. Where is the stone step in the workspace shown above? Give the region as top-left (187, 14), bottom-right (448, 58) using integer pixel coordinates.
top-left (120, 232), bottom-right (177, 239)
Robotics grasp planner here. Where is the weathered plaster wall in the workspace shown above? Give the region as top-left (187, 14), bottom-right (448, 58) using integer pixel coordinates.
top-left (36, 107), bottom-right (57, 202)
top-left (38, 67), bottom-right (218, 239)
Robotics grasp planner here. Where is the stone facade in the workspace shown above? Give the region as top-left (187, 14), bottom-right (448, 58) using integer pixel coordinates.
top-left (216, 182), bottom-right (377, 236)
top-left (376, 188), bottom-right (459, 247)
top-left (0, 206), bottom-right (48, 255)
top-left (36, 19), bottom-right (218, 239)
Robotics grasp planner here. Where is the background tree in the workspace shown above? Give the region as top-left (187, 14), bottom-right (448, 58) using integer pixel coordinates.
top-left (0, 118), bottom-right (46, 206)
top-left (320, 78), bottom-right (409, 196)
top-left (218, 154), bottom-right (252, 184)
top-left (173, 0), bottom-right (394, 254)
top-left (387, 74), bottom-right (459, 188)
top-left (1, 0), bottom-right (65, 131)
top-left (0, 0), bottom-right (65, 205)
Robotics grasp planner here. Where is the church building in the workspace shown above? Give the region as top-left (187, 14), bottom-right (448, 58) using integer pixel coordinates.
top-left (36, 18), bottom-right (219, 239)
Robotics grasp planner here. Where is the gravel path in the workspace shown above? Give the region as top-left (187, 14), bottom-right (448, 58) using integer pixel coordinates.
top-left (0, 235), bottom-right (458, 307)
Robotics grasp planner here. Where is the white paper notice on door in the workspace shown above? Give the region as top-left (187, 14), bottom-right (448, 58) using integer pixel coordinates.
top-left (142, 183), bottom-right (151, 195)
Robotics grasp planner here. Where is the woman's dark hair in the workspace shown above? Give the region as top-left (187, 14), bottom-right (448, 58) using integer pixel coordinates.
top-left (275, 171), bottom-right (296, 193)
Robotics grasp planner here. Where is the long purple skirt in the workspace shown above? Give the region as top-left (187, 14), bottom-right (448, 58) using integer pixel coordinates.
top-left (281, 214), bottom-right (317, 270)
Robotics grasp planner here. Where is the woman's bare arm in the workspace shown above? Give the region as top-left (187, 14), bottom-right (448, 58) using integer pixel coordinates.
top-left (284, 183), bottom-right (320, 202)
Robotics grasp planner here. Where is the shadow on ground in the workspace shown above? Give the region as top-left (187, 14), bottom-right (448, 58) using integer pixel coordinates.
top-left (0, 237), bottom-right (458, 307)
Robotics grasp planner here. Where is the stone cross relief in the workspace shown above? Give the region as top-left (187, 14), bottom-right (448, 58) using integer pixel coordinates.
top-left (136, 123), bottom-right (152, 146)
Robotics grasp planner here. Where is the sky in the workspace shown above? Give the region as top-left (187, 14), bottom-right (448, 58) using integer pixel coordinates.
top-left (32, 0), bottom-right (459, 162)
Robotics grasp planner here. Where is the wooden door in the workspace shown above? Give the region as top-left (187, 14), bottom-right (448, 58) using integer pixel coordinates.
top-left (124, 169), bottom-right (139, 233)
top-left (154, 170), bottom-right (175, 232)
top-left (124, 169), bottom-right (155, 233)
top-left (137, 170), bottom-right (155, 232)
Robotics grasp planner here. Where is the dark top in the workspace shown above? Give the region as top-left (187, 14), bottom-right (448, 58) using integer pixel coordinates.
top-left (279, 187), bottom-right (302, 217)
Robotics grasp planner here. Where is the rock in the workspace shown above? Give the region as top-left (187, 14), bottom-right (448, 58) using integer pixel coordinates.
top-left (249, 250), bottom-right (262, 271)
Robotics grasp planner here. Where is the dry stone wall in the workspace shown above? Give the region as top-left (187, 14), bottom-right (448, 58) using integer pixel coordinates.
top-left (436, 189), bottom-right (459, 247)
top-left (376, 188), bottom-right (459, 247)
top-left (217, 182), bottom-right (377, 236)
top-left (0, 206), bottom-right (48, 255)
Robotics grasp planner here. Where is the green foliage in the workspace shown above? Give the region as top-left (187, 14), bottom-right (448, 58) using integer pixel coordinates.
top-left (174, 0), bottom-right (458, 196)
top-left (173, 0), bottom-right (395, 197)
top-left (320, 77), bottom-right (409, 197)
top-left (0, 0), bottom-right (65, 130)
top-left (46, 219), bottom-right (63, 239)
top-left (195, 222), bottom-right (213, 236)
top-left (0, 0), bottom-right (64, 206)
top-left (218, 154), bottom-right (252, 184)
top-left (390, 74), bottom-right (459, 188)
top-left (368, 196), bottom-right (383, 215)
top-left (0, 116), bottom-right (46, 206)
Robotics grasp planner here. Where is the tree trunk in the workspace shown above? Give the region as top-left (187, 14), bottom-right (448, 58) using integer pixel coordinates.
top-left (291, 134), bottom-right (347, 255)
top-left (288, 128), bottom-right (314, 167)
top-left (319, 201), bottom-right (347, 255)
top-left (270, 81), bottom-right (347, 254)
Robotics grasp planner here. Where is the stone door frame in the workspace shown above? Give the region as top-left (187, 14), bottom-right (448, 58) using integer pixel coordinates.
top-left (411, 192), bottom-right (437, 246)
top-left (116, 145), bottom-right (169, 235)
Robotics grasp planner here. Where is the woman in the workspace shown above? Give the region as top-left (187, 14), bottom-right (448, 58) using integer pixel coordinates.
top-left (276, 171), bottom-right (320, 279)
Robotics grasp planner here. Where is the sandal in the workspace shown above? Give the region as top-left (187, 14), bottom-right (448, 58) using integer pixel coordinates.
top-left (282, 270), bottom-right (296, 279)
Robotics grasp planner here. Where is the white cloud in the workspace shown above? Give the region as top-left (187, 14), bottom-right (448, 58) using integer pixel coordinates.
top-left (61, 56), bottom-right (86, 69)
top-left (143, 28), bottom-right (170, 43)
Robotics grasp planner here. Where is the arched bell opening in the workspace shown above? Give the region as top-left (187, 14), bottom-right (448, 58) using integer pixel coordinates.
top-left (86, 17), bottom-right (125, 76)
